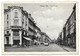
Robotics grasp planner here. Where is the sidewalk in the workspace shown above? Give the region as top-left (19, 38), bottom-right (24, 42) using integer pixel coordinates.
top-left (60, 45), bottom-right (76, 52)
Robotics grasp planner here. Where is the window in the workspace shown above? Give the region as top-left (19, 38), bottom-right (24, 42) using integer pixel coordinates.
top-left (7, 21), bottom-right (8, 25)
top-left (13, 31), bottom-right (19, 36)
top-left (7, 31), bottom-right (9, 34)
top-left (14, 20), bottom-right (19, 26)
top-left (14, 11), bottom-right (18, 18)
top-left (7, 15), bottom-right (8, 19)
top-left (7, 21), bottom-right (9, 29)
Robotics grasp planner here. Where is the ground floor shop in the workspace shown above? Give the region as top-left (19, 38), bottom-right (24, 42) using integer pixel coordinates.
top-left (4, 28), bottom-right (33, 47)
top-left (4, 28), bottom-right (22, 46)
top-left (4, 30), bottom-right (41, 47)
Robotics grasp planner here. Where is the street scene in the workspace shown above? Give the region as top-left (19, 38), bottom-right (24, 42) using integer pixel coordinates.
top-left (4, 2), bottom-right (76, 52)
top-left (5, 44), bottom-right (76, 52)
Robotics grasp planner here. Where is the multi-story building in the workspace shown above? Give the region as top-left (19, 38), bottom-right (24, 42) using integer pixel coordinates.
top-left (4, 6), bottom-right (40, 47)
top-left (27, 14), bottom-right (36, 46)
top-left (40, 32), bottom-right (46, 44)
top-left (58, 4), bottom-right (76, 48)
top-left (40, 32), bottom-right (51, 44)
top-left (68, 4), bottom-right (76, 48)
top-left (65, 17), bottom-right (70, 46)
top-left (33, 25), bottom-right (41, 45)
top-left (56, 37), bottom-right (60, 45)
top-left (46, 36), bottom-right (52, 44)
top-left (63, 25), bottom-right (67, 45)
top-left (57, 32), bottom-right (63, 45)
top-left (4, 6), bottom-right (24, 46)
top-left (64, 4), bottom-right (76, 48)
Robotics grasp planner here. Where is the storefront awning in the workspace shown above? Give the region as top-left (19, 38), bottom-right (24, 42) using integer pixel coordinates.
top-left (23, 37), bottom-right (32, 41)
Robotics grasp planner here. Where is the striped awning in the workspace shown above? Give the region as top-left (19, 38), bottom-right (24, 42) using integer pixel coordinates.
top-left (23, 37), bottom-right (32, 41)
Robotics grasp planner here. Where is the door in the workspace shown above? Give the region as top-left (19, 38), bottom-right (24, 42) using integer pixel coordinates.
top-left (6, 37), bottom-right (9, 45)
top-left (13, 40), bottom-right (20, 45)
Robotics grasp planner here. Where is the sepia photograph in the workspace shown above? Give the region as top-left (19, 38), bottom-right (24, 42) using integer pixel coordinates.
top-left (2, 1), bottom-right (79, 55)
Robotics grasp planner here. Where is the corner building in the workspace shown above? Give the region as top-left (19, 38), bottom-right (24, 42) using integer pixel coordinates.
top-left (4, 6), bottom-right (36, 46)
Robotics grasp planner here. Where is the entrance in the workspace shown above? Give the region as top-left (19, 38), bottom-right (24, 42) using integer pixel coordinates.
top-left (13, 40), bottom-right (20, 45)
top-left (13, 30), bottom-right (20, 45)
top-left (6, 37), bottom-right (9, 45)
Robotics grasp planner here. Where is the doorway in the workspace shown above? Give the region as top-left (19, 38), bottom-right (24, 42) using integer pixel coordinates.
top-left (13, 40), bottom-right (20, 45)
top-left (6, 37), bottom-right (9, 45)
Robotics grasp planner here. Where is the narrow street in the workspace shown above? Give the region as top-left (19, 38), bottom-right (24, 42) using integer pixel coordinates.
top-left (5, 44), bottom-right (70, 52)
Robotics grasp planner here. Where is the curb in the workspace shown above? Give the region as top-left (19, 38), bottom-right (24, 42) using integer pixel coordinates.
top-left (62, 47), bottom-right (69, 52)
top-left (59, 45), bottom-right (69, 52)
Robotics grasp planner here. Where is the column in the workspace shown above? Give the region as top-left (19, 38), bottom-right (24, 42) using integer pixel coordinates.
top-left (19, 31), bottom-right (22, 46)
top-left (11, 30), bottom-right (13, 46)
top-left (4, 36), bottom-right (6, 45)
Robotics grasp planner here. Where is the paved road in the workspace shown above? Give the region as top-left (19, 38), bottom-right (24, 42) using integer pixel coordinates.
top-left (5, 44), bottom-right (67, 52)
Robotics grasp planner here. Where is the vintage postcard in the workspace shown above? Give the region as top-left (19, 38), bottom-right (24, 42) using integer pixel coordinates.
top-left (1, 1), bottom-right (79, 55)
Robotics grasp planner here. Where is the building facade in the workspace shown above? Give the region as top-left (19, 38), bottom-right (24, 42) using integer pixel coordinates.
top-left (63, 25), bottom-right (67, 45)
top-left (4, 6), bottom-right (40, 46)
top-left (4, 6), bottom-right (23, 46)
top-left (40, 32), bottom-right (51, 44)
top-left (64, 4), bottom-right (76, 48)
top-left (4, 6), bottom-right (51, 47)
top-left (57, 4), bottom-right (76, 48)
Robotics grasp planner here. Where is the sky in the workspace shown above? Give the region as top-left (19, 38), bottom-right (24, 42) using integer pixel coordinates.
top-left (4, 3), bottom-right (75, 40)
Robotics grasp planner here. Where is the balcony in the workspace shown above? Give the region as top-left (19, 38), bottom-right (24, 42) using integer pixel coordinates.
top-left (4, 33), bottom-right (10, 36)
top-left (11, 26), bottom-right (22, 30)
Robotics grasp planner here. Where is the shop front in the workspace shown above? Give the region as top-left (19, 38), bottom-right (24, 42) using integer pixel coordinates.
top-left (13, 30), bottom-right (20, 45)
top-left (23, 37), bottom-right (32, 47)
top-left (11, 26), bottom-right (22, 46)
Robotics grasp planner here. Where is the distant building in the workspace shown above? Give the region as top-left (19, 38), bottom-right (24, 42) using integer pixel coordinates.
top-left (40, 32), bottom-right (51, 44)
top-left (52, 39), bottom-right (56, 43)
top-left (57, 32), bottom-right (63, 45)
